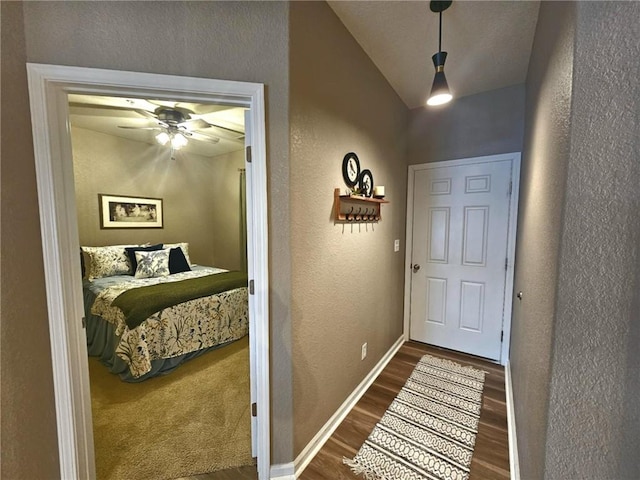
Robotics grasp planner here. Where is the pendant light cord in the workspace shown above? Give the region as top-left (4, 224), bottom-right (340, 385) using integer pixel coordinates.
top-left (438, 10), bottom-right (442, 53)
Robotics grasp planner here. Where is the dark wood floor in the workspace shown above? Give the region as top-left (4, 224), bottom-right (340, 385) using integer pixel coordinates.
top-left (184, 340), bottom-right (509, 480)
top-left (299, 340), bottom-right (509, 480)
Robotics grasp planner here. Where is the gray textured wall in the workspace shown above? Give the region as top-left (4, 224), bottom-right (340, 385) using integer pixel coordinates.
top-left (2, 1), bottom-right (294, 474)
top-left (1, 3), bottom-right (61, 478)
top-left (407, 84), bottom-right (525, 165)
top-left (514, 2), bottom-right (640, 478)
top-left (289, 1), bottom-right (408, 455)
top-left (510, 3), bottom-right (576, 478)
top-left (545, 2), bottom-right (640, 478)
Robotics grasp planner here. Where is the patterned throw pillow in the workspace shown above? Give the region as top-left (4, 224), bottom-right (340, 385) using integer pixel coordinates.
top-left (125, 244), bottom-right (164, 273)
top-left (82, 245), bottom-right (138, 281)
top-left (163, 242), bottom-right (192, 266)
top-left (134, 249), bottom-right (171, 279)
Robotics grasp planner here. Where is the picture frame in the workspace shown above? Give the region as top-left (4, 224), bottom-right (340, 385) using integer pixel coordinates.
top-left (99, 194), bottom-right (163, 229)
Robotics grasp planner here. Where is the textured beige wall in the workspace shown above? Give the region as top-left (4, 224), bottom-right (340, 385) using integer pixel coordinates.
top-left (209, 149), bottom-right (246, 271)
top-left (510, 3), bottom-right (575, 478)
top-left (408, 84), bottom-right (525, 165)
top-left (545, 2), bottom-right (640, 477)
top-left (4, 0), bottom-right (294, 472)
top-left (71, 126), bottom-right (225, 267)
top-left (0, 3), bottom-right (61, 478)
top-left (289, 1), bottom-right (408, 455)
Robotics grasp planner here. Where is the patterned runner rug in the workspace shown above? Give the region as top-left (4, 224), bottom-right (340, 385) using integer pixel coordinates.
top-left (344, 354), bottom-right (486, 480)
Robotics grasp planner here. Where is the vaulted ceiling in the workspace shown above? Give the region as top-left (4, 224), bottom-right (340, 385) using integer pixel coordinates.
top-left (70, 2), bottom-right (540, 153)
top-left (328, 1), bottom-right (540, 108)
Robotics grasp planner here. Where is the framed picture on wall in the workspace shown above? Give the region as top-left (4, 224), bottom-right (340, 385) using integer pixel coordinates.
top-left (99, 194), bottom-right (163, 229)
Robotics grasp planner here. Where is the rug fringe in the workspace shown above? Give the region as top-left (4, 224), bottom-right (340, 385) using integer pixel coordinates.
top-left (343, 457), bottom-right (387, 480)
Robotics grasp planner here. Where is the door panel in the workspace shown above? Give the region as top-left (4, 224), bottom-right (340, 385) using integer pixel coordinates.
top-left (409, 160), bottom-right (512, 360)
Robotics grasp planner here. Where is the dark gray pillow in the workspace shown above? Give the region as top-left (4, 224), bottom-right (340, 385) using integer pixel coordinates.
top-left (169, 247), bottom-right (191, 274)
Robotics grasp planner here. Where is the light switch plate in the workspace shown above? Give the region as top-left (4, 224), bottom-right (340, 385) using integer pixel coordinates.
top-left (394, 239), bottom-right (400, 252)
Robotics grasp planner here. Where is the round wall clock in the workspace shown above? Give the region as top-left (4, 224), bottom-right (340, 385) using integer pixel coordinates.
top-left (342, 152), bottom-right (361, 187)
top-left (359, 169), bottom-right (374, 197)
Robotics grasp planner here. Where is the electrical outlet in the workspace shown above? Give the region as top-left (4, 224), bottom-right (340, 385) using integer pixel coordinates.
top-left (394, 239), bottom-right (400, 252)
top-left (361, 342), bottom-right (367, 360)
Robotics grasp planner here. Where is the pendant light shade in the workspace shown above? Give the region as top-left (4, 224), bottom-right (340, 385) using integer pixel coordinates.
top-left (427, 1), bottom-right (453, 106)
top-left (427, 52), bottom-right (452, 106)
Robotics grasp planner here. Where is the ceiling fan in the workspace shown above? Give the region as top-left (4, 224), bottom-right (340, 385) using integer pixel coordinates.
top-left (118, 106), bottom-right (224, 148)
top-left (68, 94), bottom-right (246, 159)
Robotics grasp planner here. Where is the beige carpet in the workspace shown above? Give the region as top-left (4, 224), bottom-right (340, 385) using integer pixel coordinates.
top-left (89, 336), bottom-right (253, 480)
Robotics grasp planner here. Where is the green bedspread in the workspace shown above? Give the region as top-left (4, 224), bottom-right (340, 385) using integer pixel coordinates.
top-left (112, 271), bottom-right (248, 330)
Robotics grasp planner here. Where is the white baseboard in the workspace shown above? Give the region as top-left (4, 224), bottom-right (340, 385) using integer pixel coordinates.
top-left (291, 335), bottom-right (405, 478)
top-left (270, 462), bottom-right (295, 480)
top-left (505, 361), bottom-right (520, 480)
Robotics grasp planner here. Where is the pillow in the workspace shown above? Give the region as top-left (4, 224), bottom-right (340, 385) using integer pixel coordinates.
top-left (134, 249), bottom-right (170, 279)
top-left (125, 244), bottom-right (163, 274)
top-left (163, 242), bottom-right (192, 266)
top-left (81, 244), bottom-right (139, 281)
top-left (168, 247), bottom-right (191, 274)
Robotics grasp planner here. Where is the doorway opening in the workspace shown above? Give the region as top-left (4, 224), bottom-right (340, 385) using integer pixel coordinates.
top-left (27, 64), bottom-right (270, 480)
top-left (69, 93), bottom-right (252, 478)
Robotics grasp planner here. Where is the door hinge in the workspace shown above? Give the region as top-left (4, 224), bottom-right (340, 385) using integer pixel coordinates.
top-left (505, 258), bottom-right (508, 271)
top-left (251, 402), bottom-right (257, 417)
top-left (82, 317), bottom-right (86, 329)
top-left (249, 279), bottom-right (255, 295)
top-left (501, 330), bottom-right (504, 342)
top-left (246, 145), bottom-right (252, 163)
top-left (508, 180), bottom-right (513, 196)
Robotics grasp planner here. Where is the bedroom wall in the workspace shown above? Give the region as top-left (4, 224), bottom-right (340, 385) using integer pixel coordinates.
top-left (510, 2), bottom-right (576, 478)
top-left (2, 1), bottom-right (294, 475)
top-left (71, 126), bottom-right (226, 267)
top-left (407, 84), bottom-right (525, 165)
top-left (544, 2), bottom-right (640, 477)
top-left (209, 149), bottom-right (246, 271)
top-left (289, 1), bottom-right (408, 456)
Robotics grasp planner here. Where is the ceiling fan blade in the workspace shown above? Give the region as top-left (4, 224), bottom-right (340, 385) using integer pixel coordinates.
top-left (206, 122), bottom-right (244, 136)
top-left (117, 126), bottom-right (160, 130)
top-left (134, 108), bottom-right (160, 120)
top-left (179, 118), bottom-right (211, 130)
top-left (189, 131), bottom-right (221, 144)
top-left (147, 99), bottom-right (177, 109)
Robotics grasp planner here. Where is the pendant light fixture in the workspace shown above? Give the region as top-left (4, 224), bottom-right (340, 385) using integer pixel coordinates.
top-left (427, 0), bottom-right (453, 106)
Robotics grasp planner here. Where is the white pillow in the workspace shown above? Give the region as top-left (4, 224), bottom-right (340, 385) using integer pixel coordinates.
top-left (81, 244), bottom-right (139, 280)
top-left (134, 249), bottom-right (170, 279)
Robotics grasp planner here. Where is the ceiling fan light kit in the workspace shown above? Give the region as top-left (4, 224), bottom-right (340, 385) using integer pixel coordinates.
top-left (155, 129), bottom-right (188, 150)
top-left (427, 0), bottom-right (453, 107)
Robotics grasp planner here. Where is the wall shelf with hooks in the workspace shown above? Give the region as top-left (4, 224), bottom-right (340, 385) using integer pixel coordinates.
top-left (334, 188), bottom-right (389, 222)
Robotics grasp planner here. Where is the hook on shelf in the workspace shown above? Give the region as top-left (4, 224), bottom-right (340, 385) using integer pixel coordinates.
top-left (346, 206), bottom-right (355, 222)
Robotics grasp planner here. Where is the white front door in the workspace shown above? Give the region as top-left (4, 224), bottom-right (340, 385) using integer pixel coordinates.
top-left (409, 157), bottom-right (516, 360)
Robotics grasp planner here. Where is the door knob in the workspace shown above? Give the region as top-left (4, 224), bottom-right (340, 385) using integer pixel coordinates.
top-left (412, 264), bottom-right (421, 273)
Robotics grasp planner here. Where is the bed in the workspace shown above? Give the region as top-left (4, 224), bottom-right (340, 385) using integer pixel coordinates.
top-left (81, 243), bottom-right (249, 382)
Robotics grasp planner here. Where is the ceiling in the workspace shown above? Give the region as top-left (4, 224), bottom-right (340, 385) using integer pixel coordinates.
top-left (68, 94), bottom-right (246, 158)
top-left (328, 1), bottom-right (540, 109)
top-left (69, 2), bottom-right (540, 149)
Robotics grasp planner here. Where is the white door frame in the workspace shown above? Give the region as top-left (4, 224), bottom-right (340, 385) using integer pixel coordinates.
top-left (403, 152), bottom-right (521, 365)
top-left (26, 63), bottom-right (270, 480)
